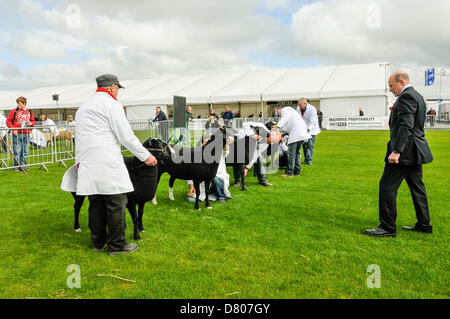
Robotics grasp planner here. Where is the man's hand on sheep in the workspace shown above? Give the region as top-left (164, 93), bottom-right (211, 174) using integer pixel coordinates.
top-left (145, 153), bottom-right (158, 166)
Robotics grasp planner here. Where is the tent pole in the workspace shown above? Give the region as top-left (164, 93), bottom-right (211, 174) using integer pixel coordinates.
top-left (260, 94), bottom-right (264, 118)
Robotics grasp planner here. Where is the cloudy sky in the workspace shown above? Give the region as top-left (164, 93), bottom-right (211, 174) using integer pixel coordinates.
top-left (0, 0), bottom-right (449, 90)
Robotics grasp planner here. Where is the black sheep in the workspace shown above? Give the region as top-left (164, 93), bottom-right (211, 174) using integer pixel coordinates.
top-left (157, 126), bottom-right (232, 210)
top-left (71, 138), bottom-right (172, 241)
top-left (225, 135), bottom-right (258, 191)
top-left (225, 122), bottom-right (277, 190)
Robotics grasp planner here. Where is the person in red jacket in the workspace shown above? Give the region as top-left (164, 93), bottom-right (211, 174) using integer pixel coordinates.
top-left (6, 96), bottom-right (35, 171)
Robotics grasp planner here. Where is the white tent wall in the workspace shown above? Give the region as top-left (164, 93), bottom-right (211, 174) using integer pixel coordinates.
top-left (320, 96), bottom-right (388, 117)
top-left (125, 105), bottom-right (168, 121)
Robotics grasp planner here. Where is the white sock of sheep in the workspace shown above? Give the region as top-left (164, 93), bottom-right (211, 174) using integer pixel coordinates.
top-left (151, 196), bottom-right (157, 205)
top-left (169, 187), bottom-right (174, 201)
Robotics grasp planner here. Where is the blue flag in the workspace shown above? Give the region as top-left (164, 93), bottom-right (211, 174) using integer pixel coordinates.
top-left (425, 68), bottom-right (435, 86)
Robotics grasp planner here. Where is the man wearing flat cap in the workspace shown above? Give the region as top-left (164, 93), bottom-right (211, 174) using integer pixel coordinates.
top-left (68, 74), bottom-right (158, 255)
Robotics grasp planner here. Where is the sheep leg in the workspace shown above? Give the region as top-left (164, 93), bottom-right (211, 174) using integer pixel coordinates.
top-left (169, 176), bottom-right (176, 201)
top-left (126, 203), bottom-right (141, 241)
top-left (193, 181), bottom-right (201, 210)
top-left (72, 193), bottom-right (85, 232)
top-left (204, 180), bottom-right (212, 209)
top-left (239, 165), bottom-right (247, 191)
top-left (137, 203), bottom-right (145, 232)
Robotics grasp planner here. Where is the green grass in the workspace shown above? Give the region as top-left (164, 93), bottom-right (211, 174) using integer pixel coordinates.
top-left (0, 131), bottom-right (448, 299)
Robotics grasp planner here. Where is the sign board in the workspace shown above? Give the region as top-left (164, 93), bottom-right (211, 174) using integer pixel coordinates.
top-left (173, 95), bottom-right (187, 128)
top-left (324, 117), bottom-right (390, 130)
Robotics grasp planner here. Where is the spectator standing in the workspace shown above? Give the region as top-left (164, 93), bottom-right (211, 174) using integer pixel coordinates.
top-left (317, 109), bottom-right (323, 129)
top-left (209, 109), bottom-right (219, 120)
top-left (273, 108), bottom-right (279, 119)
top-left (0, 111), bottom-right (7, 153)
top-left (427, 107), bottom-right (436, 126)
top-left (296, 98), bottom-right (321, 166)
top-left (359, 107), bottom-right (365, 116)
top-left (275, 107), bottom-right (311, 177)
top-left (67, 74), bottom-right (158, 254)
top-left (205, 109), bottom-right (220, 130)
top-left (222, 106), bottom-right (234, 127)
top-left (153, 106), bottom-right (168, 141)
top-left (40, 114), bottom-right (60, 141)
top-left (6, 96), bottom-right (36, 171)
top-left (67, 115), bottom-right (76, 144)
top-left (179, 106), bottom-right (194, 144)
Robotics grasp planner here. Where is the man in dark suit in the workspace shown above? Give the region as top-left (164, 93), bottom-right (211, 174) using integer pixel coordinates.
top-left (364, 71), bottom-right (433, 237)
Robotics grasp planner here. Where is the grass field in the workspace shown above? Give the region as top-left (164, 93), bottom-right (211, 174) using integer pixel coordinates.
top-left (0, 130), bottom-right (448, 299)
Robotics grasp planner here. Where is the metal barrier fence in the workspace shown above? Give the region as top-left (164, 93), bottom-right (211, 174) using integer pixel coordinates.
top-left (0, 126), bottom-right (57, 171)
top-left (0, 118), bottom-right (277, 171)
top-left (1, 116), bottom-right (447, 171)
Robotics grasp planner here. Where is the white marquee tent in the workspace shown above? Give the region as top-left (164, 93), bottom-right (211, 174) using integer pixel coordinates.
top-left (0, 62), bottom-right (448, 119)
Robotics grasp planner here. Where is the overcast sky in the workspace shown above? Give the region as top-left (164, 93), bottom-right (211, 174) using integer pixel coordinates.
top-left (0, 0), bottom-right (449, 90)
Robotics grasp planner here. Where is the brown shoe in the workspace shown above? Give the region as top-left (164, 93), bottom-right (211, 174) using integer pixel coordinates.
top-left (280, 174), bottom-right (294, 178)
top-left (233, 183), bottom-right (241, 187)
top-left (260, 182), bottom-right (273, 187)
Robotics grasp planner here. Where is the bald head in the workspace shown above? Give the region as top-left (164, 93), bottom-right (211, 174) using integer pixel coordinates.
top-left (389, 71), bottom-right (411, 96)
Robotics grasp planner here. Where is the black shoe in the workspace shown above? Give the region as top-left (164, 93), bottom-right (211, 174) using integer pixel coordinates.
top-left (93, 243), bottom-right (107, 252)
top-left (402, 225), bottom-right (432, 234)
top-left (364, 227), bottom-right (396, 237)
top-left (108, 243), bottom-right (139, 256)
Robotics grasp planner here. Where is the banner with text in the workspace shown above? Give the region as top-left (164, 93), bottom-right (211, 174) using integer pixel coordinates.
top-left (324, 116), bottom-right (389, 130)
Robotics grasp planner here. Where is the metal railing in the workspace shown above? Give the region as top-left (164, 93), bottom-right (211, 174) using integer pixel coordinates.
top-left (6, 115), bottom-right (448, 172)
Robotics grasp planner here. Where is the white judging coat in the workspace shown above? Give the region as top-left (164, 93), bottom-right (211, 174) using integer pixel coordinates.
top-left (65, 91), bottom-right (150, 196)
top-left (277, 107), bottom-right (311, 144)
top-left (296, 103), bottom-right (321, 136)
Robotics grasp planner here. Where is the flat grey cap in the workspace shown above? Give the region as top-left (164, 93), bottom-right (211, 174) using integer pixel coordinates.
top-left (96, 74), bottom-right (125, 89)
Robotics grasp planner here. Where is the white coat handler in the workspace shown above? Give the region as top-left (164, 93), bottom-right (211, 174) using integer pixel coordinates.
top-left (62, 74), bottom-right (157, 255)
top-left (296, 98), bottom-right (321, 166)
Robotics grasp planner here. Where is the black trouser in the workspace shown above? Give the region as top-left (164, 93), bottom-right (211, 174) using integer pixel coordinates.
top-left (379, 164), bottom-right (432, 233)
top-left (0, 136), bottom-right (7, 153)
top-left (87, 194), bottom-right (128, 251)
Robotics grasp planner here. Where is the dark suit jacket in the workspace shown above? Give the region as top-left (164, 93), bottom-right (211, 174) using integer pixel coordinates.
top-left (386, 86), bottom-right (433, 165)
top-left (156, 111), bottom-right (168, 121)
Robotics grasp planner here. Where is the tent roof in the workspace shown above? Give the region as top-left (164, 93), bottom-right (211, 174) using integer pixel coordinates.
top-left (172, 71), bottom-right (245, 104)
top-left (320, 63), bottom-right (388, 98)
top-left (5, 62), bottom-right (447, 110)
top-left (125, 74), bottom-right (206, 106)
top-left (211, 69), bottom-right (289, 103)
top-left (262, 66), bottom-right (337, 101)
